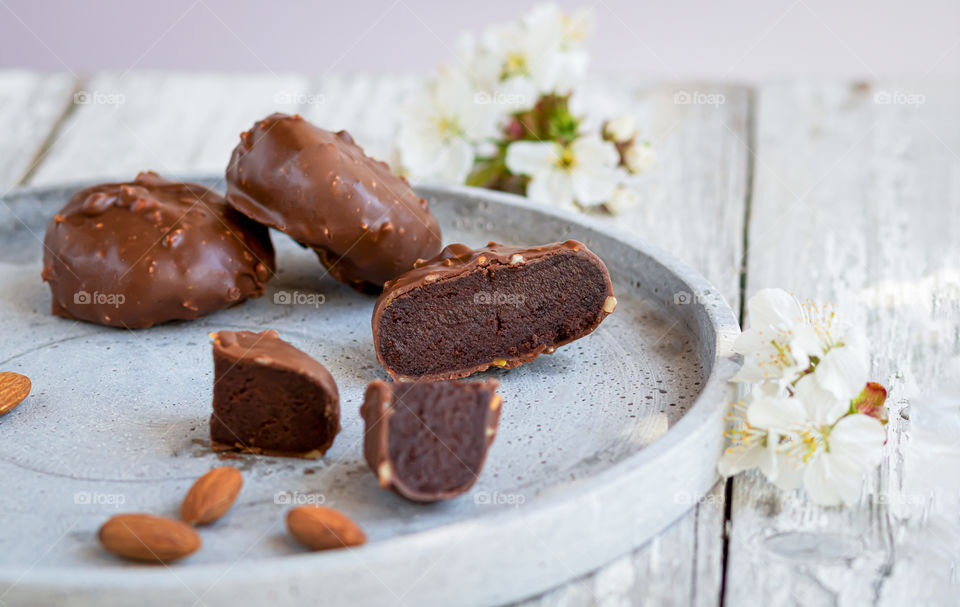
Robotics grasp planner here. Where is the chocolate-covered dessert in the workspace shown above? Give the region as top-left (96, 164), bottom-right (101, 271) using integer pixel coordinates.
top-left (361, 380), bottom-right (501, 503)
top-left (41, 172), bottom-right (274, 329)
top-left (372, 240), bottom-right (616, 381)
top-left (210, 330), bottom-right (340, 458)
top-left (225, 113), bottom-right (442, 292)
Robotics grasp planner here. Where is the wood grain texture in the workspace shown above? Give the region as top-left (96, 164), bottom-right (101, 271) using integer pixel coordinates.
top-left (17, 72), bottom-right (747, 606)
top-left (0, 70), bottom-right (75, 190)
top-left (515, 80), bottom-right (749, 607)
top-left (26, 71), bottom-right (313, 185)
top-left (726, 80), bottom-right (960, 606)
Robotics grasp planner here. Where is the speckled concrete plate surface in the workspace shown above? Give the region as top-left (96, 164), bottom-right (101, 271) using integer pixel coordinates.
top-left (0, 178), bottom-right (739, 606)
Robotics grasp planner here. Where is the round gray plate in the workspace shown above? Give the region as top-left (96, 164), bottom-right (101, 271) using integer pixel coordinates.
top-left (0, 177), bottom-right (739, 607)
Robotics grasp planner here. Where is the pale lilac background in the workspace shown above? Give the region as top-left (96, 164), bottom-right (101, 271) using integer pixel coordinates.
top-left (0, 0), bottom-right (957, 78)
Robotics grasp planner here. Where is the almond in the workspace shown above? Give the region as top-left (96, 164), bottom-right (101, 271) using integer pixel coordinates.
top-left (0, 372), bottom-right (31, 416)
top-left (286, 506), bottom-right (367, 551)
top-left (181, 466), bottom-right (243, 525)
top-left (99, 513), bottom-right (201, 563)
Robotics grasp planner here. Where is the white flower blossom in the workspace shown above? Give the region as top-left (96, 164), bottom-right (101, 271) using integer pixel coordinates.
top-left (732, 289), bottom-right (870, 395)
top-left (802, 414), bottom-right (884, 506)
top-left (505, 135), bottom-right (621, 209)
top-left (457, 3), bottom-right (593, 108)
top-left (526, 3), bottom-right (595, 49)
top-left (718, 392), bottom-right (802, 491)
top-left (397, 67), bottom-right (500, 184)
top-left (721, 288), bottom-right (886, 507)
top-left (721, 364), bottom-right (885, 506)
top-left (730, 289), bottom-right (824, 385)
top-left (397, 4), bottom-right (652, 204)
top-left (808, 327), bottom-right (870, 401)
top-left (752, 372), bottom-right (883, 506)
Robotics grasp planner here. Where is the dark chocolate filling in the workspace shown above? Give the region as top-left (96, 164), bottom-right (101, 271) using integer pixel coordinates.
top-left (386, 382), bottom-right (494, 495)
top-left (377, 254), bottom-right (609, 377)
top-left (211, 358), bottom-right (338, 454)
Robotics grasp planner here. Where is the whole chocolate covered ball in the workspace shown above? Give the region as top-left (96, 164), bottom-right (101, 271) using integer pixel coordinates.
top-left (42, 172), bottom-right (275, 328)
top-left (225, 113), bottom-right (442, 293)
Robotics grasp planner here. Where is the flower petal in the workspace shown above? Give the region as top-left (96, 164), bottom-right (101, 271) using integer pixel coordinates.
top-left (802, 455), bottom-right (843, 506)
top-left (794, 373), bottom-right (848, 425)
top-left (505, 141), bottom-right (559, 176)
top-left (830, 414), bottom-right (885, 464)
top-left (746, 395), bottom-right (808, 430)
top-left (729, 362), bottom-right (766, 383)
top-left (731, 328), bottom-right (767, 357)
top-left (436, 140), bottom-right (476, 184)
top-left (399, 135), bottom-right (473, 184)
top-left (605, 185), bottom-right (642, 213)
top-left (791, 324), bottom-right (824, 358)
top-left (718, 442), bottom-right (768, 477)
top-left (803, 451), bottom-right (868, 506)
top-left (571, 136), bottom-right (619, 170)
top-left (747, 288), bottom-right (803, 330)
top-left (526, 170), bottom-right (575, 209)
top-left (816, 341), bottom-right (870, 402)
top-left (571, 167), bottom-right (620, 206)
top-left (491, 76), bottom-right (538, 114)
top-left (769, 458), bottom-right (804, 490)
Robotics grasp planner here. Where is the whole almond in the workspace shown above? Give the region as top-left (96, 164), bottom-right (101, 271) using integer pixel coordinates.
top-left (0, 372), bottom-right (31, 416)
top-left (181, 466), bottom-right (243, 525)
top-left (286, 506), bottom-right (367, 551)
top-left (99, 513), bottom-right (201, 563)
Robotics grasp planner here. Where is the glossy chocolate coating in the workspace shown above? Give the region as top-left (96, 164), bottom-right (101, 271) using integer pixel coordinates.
top-left (225, 113), bottom-right (442, 292)
top-left (41, 172), bottom-right (275, 329)
top-left (372, 240), bottom-right (616, 381)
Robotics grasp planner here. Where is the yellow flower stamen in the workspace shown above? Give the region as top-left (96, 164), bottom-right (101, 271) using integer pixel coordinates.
top-left (555, 146), bottom-right (577, 170)
top-left (433, 115), bottom-right (464, 141)
top-left (503, 53), bottom-right (528, 78)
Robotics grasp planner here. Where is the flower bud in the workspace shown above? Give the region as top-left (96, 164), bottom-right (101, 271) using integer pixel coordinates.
top-left (624, 142), bottom-right (656, 174)
top-left (606, 186), bottom-right (641, 213)
top-left (851, 382), bottom-right (888, 424)
top-left (603, 114), bottom-right (636, 142)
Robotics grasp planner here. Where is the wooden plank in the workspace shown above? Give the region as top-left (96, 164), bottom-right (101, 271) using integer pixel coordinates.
top-left (0, 70), bottom-right (76, 190)
top-left (726, 80), bottom-right (960, 606)
top-left (576, 80), bottom-right (750, 308)
top-left (26, 72), bottom-right (314, 185)
top-left (25, 72), bottom-right (748, 606)
top-left (26, 72), bottom-right (426, 187)
top-left (518, 482), bottom-right (728, 607)
top-left (516, 80), bottom-right (750, 606)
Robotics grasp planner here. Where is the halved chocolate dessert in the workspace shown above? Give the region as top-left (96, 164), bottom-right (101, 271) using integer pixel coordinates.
top-left (225, 113), bottom-right (442, 293)
top-left (210, 330), bottom-right (340, 458)
top-left (42, 172), bottom-right (274, 328)
top-left (372, 240), bottom-right (616, 381)
top-left (361, 380), bottom-right (501, 503)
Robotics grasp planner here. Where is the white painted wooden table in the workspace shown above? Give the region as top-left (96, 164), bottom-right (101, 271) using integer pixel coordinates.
top-left (0, 70), bottom-right (957, 606)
